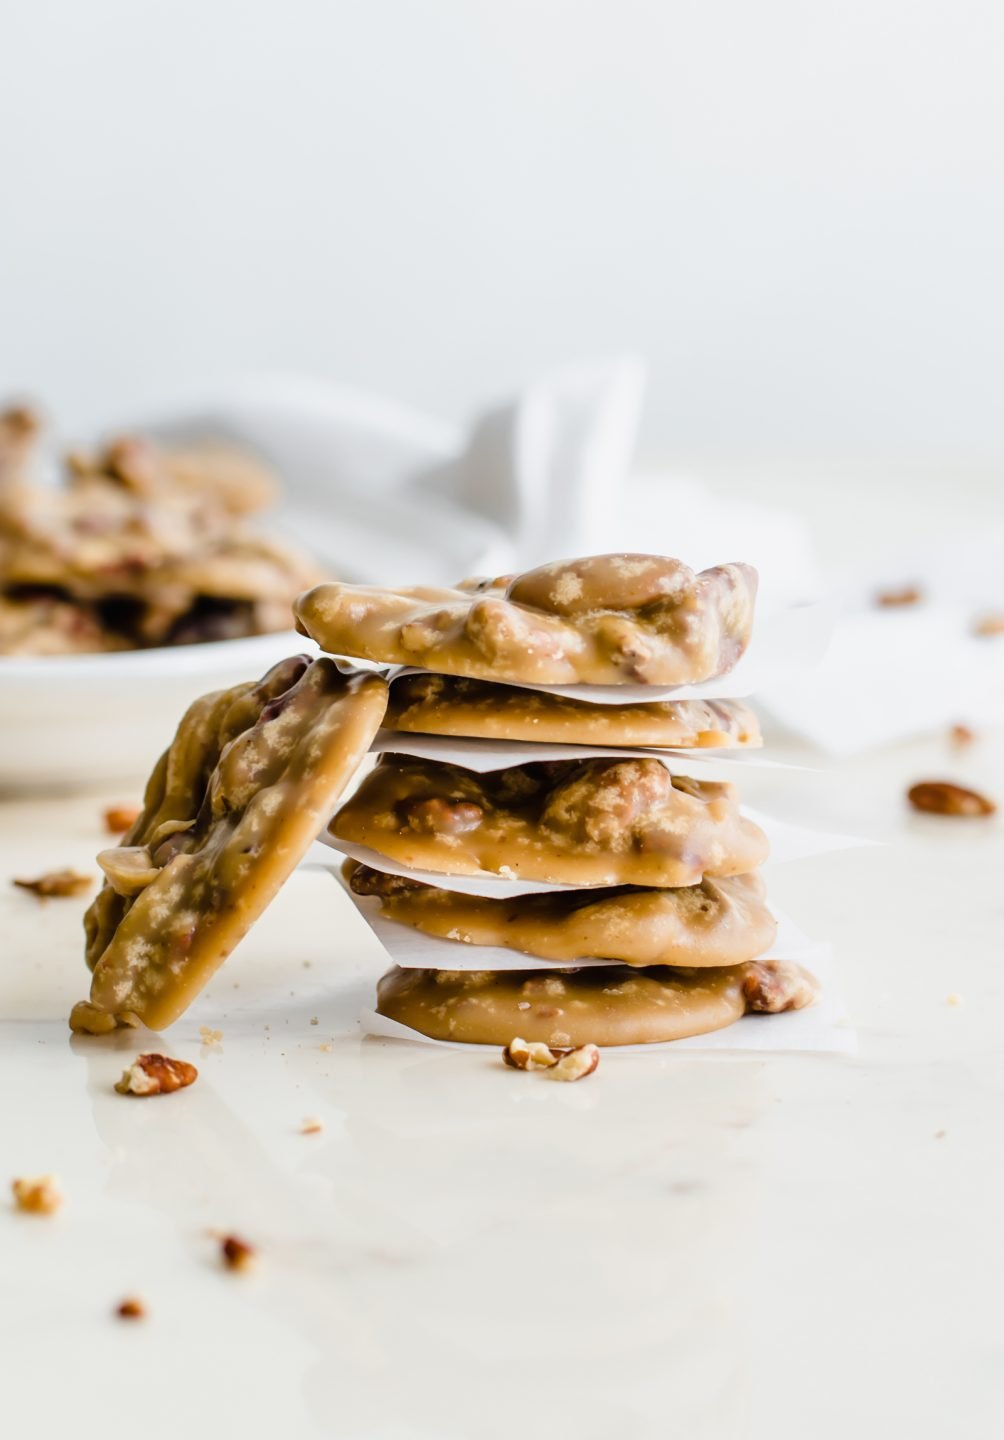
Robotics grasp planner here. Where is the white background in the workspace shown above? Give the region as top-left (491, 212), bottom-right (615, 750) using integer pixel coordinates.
top-left (2, 0), bottom-right (1004, 469)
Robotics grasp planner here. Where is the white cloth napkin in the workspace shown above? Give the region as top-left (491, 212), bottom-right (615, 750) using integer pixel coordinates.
top-left (760, 531), bottom-right (1004, 753)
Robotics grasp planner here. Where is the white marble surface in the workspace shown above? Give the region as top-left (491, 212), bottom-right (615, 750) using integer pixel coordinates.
top-left (1, 724), bottom-right (1003, 1440)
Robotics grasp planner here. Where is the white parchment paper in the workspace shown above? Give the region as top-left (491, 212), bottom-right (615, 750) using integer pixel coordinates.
top-left (369, 728), bottom-right (811, 780)
top-left (333, 868), bottom-right (827, 971)
top-left (388, 597), bottom-right (831, 704)
top-left (317, 808), bottom-right (874, 898)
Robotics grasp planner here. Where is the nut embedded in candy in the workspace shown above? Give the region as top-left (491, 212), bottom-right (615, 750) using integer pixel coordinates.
top-left (740, 960), bottom-right (821, 1013)
top-left (333, 755), bottom-right (769, 889)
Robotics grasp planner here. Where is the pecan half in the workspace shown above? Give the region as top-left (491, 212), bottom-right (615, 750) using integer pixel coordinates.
top-left (115, 1053), bottom-right (198, 1096)
top-left (907, 781), bottom-right (996, 817)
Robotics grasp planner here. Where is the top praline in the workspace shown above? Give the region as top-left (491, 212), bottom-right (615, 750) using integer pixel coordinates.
top-left (294, 553), bottom-right (757, 687)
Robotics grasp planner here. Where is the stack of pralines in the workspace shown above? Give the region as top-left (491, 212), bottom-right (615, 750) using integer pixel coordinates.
top-left (294, 553), bottom-right (820, 1074)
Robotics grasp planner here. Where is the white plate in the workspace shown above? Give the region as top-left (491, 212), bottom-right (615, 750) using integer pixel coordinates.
top-left (0, 630), bottom-right (318, 794)
top-left (0, 495), bottom-right (505, 794)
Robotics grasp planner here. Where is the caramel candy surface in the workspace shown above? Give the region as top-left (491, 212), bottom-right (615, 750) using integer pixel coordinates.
top-left (296, 553), bottom-right (757, 686)
top-left (333, 754), bottom-right (768, 888)
top-left (376, 958), bottom-right (818, 1047)
top-left (71, 656), bottom-right (387, 1034)
top-left (348, 862), bottom-right (776, 968)
top-left (386, 674), bottom-right (762, 748)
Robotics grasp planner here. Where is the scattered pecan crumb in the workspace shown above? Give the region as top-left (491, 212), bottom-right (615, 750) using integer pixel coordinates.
top-left (876, 585), bottom-right (923, 608)
top-left (946, 993), bottom-right (964, 1008)
top-left (309, 1016), bottom-right (319, 1026)
top-left (116, 1297), bottom-right (146, 1320)
top-left (11, 1175), bottom-right (62, 1215)
top-left (972, 612), bottom-right (1004, 637)
top-left (501, 1036), bottom-right (599, 1080)
top-left (934, 1130), bottom-right (946, 1140)
top-left (300, 1117), bottom-right (324, 1135)
top-left (220, 1234), bottom-right (256, 1272)
top-left (907, 781), bottom-right (996, 817)
top-left (198, 1026), bottom-right (224, 1048)
top-left (318, 1042), bottom-right (333, 1053)
top-left (13, 869), bottom-right (94, 899)
top-left (115, 1054), bottom-right (198, 1096)
top-left (103, 804), bottom-right (141, 834)
top-left (501, 1036), bottom-right (563, 1070)
top-left (547, 1044), bottom-right (601, 1082)
top-left (949, 723), bottom-right (976, 748)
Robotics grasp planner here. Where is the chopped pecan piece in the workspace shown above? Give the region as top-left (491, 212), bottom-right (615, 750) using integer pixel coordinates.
top-left (875, 585), bottom-right (923, 608)
top-left (502, 1036), bottom-right (597, 1077)
top-left (973, 612), bottom-right (1004, 637)
top-left (547, 1044), bottom-right (601, 1082)
top-left (11, 1175), bottom-right (62, 1215)
top-left (220, 1234), bottom-right (256, 1272)
top-left (347, 863), bottom-right (426, 899)
top-left (501, 1036), bottom-right (562, 1070)
top-left (949, 724), bottom-right (976, 748)
top-left (103, 804), bottom-right (141, 835)
top-left (114, 1053), bottom-right (198, 1096)
top-left (907, 781), bottom-right (997, 817)
top-left (13, 869), bottom-right (94, 899)
top-left (116, 1297), bottom-right (146, 1320)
